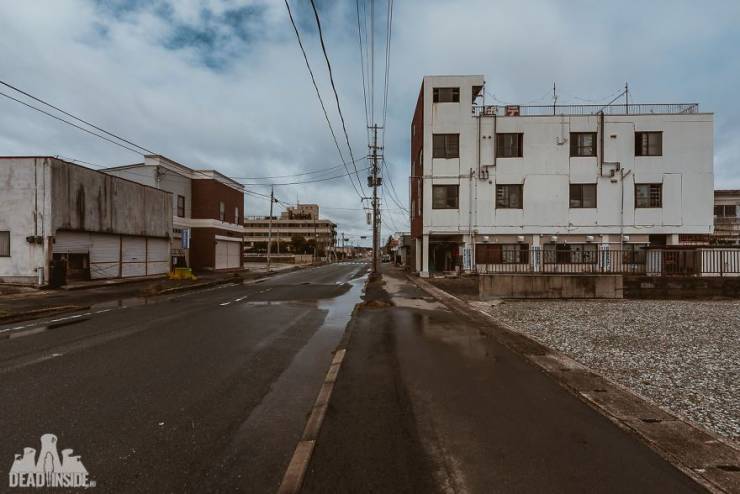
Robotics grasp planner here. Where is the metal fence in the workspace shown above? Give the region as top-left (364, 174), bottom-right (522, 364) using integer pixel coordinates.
top-left (472, 103), bottom-right (699, 117)
top-left (476, 249), bottom-right (740, 277)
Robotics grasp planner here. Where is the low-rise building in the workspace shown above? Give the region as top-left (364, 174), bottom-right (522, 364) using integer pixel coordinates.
top-left (410, 75), bottom-right (714, 276)
top-left (0, 157), bottom-right (172, 286)
top-left (104, 155), bottom-right (245, 271)
top-left (714, 190), bottom-right (740, 245)
top-left (243, 203), bottom-right (336, 256)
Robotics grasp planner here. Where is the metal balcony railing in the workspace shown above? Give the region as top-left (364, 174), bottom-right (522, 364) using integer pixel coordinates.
top-left (473, 103), bottom-right (699, 117)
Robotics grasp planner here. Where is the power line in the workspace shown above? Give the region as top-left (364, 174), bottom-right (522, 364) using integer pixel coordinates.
top-left (308, 0), bottom-right (366, 197)
top-left (0, 90), bottom-right (145, 156)
top-left (0, 79), bottom-right (157, 155)
top-left (241, 165), bottom-right (371, 186)
top-left (284, 0), bottom-right (364, 200)
top-left (381, 0), bottom-right (393, 135)
top-left (356, 0), bottom-right (370, 130)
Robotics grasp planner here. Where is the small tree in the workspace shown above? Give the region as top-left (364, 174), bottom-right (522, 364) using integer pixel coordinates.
top-left (291, 235), bottom-right (307, 254)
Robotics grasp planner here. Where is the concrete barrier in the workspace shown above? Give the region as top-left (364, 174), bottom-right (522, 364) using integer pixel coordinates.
top-left (479, 274), bottom-right (623, 299)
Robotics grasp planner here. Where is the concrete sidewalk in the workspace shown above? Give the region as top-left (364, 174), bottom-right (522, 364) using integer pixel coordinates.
top-left (302, 266), bottom-right (710, 493)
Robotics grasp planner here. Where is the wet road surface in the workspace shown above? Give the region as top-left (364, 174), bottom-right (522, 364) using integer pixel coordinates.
top-left (0, 262), bottom-right (368, 493)
top-left (302, 266), bottom-right (707, 494)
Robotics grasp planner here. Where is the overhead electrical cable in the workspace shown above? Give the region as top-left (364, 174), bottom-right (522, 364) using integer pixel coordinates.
top-left (284, 0), bottom-right (364, 200)
top-left (308, 0), bottom-right (366, 197)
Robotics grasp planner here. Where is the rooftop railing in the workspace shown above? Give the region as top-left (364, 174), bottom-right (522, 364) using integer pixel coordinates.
top-left (473, 103), bottom-right (699, 117)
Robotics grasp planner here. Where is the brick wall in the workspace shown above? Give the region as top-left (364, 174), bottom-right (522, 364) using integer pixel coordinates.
top-left (191, 179), bottom-right (243, 223)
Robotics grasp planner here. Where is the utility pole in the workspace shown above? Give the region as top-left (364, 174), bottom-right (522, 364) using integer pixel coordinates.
top-left (266, 185), bottom-right (274, 272)
top-left (368, 124), bottom-right (382, 275)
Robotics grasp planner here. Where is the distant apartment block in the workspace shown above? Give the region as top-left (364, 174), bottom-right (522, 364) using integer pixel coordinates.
top-left (104, 155), bottom-right (245, 271)
top-left (410, 75), bottom-right (714, 276)
top-left (0, 157), bottom-right (172, 286)
top-left (244, 203), bottom-right (336, 254)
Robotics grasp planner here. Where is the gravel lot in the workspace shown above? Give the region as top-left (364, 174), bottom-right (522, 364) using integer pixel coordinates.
top-left (476, 299), bottom-right (740, 443)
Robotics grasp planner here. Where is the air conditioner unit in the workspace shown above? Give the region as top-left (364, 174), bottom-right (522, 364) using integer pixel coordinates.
top-left (623, 235), bottom-right (630, 242)
top-left (550, 235), bottom-right (558, 242)
top-left (482, 235), bottom-right (490, 242)
top-left (517, 235), bottom-right (525, 243)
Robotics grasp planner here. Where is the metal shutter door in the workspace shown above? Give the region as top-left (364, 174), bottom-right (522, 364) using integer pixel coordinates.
top-left (146, 238), bottom-right (170, 275)
top-left (215, 241), bottom-right (228, 270)
top-left (90, 234), bottom-right (120, 279)
top-left (227, 241), bottom-right (241, 269)
top-left (53, 231), bottom-right (91, 254)
top-left (122, 237), bottom-right (147, 277)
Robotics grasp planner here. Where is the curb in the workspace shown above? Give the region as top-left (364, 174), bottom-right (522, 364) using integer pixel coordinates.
top-left (60, 275), bottom-right (168, 291)
top-left (408, 274), bottom-right (740, 494)
top-left (277, 270), bottom-right (370, 494)
top-left (0, 305), bottom-right (89, 326)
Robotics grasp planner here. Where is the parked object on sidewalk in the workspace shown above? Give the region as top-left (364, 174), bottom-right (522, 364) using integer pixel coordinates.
top-left (169, 267), bottom-right (197, 281)
top-left (0, 157), bottom-right (172, 287)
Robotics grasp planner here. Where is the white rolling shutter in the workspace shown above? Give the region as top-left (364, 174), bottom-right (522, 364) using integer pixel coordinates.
top-left (146, 238), bottom-right (170, 275)
top-left (215, 241), bottom-right (228, 270)
top-left (122, 237), bottom-right (147, 277)
top-left (53, 231), bottom-right (91, 254)
top-left (90, 234), bottom-right (120, 279)
top-left (227, 241), bottom-right (241, 269)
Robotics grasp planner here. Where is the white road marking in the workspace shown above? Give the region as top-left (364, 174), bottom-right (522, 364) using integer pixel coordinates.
top-left (219, 302), bottom-right (232, 306)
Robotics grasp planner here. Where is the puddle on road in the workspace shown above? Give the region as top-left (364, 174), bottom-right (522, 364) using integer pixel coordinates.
top-left (317, 274), bottom-right (368, 333)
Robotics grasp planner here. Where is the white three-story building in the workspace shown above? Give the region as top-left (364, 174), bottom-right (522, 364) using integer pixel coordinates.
top-left (410, 75), bottom-right (714, 276)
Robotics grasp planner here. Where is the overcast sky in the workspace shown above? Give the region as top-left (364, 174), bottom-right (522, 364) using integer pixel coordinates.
top-left (1, 0), bottom-right (739, 245)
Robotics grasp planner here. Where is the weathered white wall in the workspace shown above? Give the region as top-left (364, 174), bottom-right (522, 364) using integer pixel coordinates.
top-left (421, 75), bottom-right (714, 238)
top-left (0, 158), bottom-right (52, 283)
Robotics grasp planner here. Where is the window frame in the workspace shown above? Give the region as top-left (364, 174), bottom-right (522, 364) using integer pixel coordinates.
top-left (570, 132), bottom-right (597, 157)
top-left (432, 133), bottom-right (460, 159)
top-left (219, 201), bottom-right (226, 221)
top-left (714, 205), bottom-right (737, 218)
top-left (495, 133), bottom-right (524, 158)
top-left (431, 184), bottom-right (460, 210)
top-left (495, 184), bottom-right (524, 209)
top-left (432, 87), bottom-right (460, 103)
top-left (176, 195), bottom-right (186, 218)
top-left (569, 183), bottom-right (597, 208)
top-left (635, 183), bottom-right (662, 208)
top-left (0, 230), bottom-right (9, 257)
top-left (635, 131), bottom-right (663, 157)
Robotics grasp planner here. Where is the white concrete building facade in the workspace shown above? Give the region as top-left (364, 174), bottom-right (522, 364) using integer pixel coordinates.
top-left (0, 157), bottom-right (172, 286)
top-left (410, 75), bottom-right (714, 276)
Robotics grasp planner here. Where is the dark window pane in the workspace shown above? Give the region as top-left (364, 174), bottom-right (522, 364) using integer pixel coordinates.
top-left (496, 133), bottom-right (523, 158)
top-left (433, 87), bottom-right (460, 103)
top-left (636, 132), bottom-right (663, 156)
top-left (570, 132), bottom-right (597, 157)
top-left (432, 185), bottom-right (459, 209)
top-left (496, 184), bottom-right (523, 208)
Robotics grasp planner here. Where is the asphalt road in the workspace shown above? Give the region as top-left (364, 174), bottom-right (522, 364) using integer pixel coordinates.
top-left (0, 262), bottom-right (369, 493)
top-left (302, 267), bottom-right (708, 494)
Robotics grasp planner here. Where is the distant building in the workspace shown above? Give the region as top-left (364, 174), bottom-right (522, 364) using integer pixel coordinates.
top-left (714, 190), bottom-right (740, 245)
top-left (411, 75), bottom-right (714, 276)
top-left (243, 203), bottom-right (336, 255)
top-left (0, 157), bottom-right (172, 286)
top-left (104, 155), bottom-right (245, 271)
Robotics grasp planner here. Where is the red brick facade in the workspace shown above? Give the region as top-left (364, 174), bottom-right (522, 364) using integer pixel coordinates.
top-left (410, 82), bottom-right (424, 239)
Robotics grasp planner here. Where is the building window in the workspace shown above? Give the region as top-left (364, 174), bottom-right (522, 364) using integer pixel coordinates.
top-left (635, 184), bottom-right (662, 208)
top-left (432, 134), bottom-right (459, 158)
top-left (569, 184), bottom-right (597, 208)
top-left (570, 132), bottom-right (597, 157)
top-left (0, 231), bottom-right (9, 257)
top-left (219, 201), bottom-right (225, 221)
top-left (432, 185), bottom-right (459, 209)
top-left (715, 205), bottom-right (738, 217)
top-left (496, 133), bottom-right (523, 158)
top-left (234, 207), bottom-right (239, 224)
top-left (433, 87), bottom-right (460, 103)
top-left (635, 132), bottom-right (662, 156)
top-left (177, 195), bottom-right (185, 217)
top-left (496, 184), bottom-right (523, 209)
top-left (623, 244), bottom-right (647, 264)
top-left (475, 244), bottom-right (529, 264)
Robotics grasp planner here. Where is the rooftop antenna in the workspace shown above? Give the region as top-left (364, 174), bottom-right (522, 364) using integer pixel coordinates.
top-left (552, 82), bottom-right (557, 115)
top-left (625, 82), bottom-right (629, 113)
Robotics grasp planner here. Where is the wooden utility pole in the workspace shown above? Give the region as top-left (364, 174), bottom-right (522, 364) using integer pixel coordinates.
top-left (266, 185), bottom-right (274, 272)
top-left (369, 124), bottom-right (382, 275)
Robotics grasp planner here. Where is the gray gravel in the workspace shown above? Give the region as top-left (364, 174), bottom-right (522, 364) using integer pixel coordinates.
top-left (476, 299), bottom-right (740, 443)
